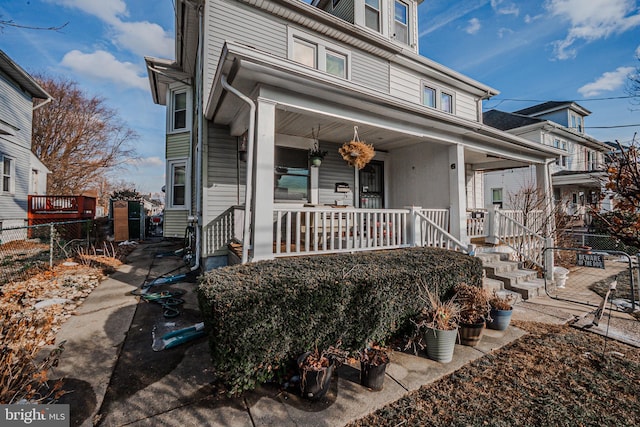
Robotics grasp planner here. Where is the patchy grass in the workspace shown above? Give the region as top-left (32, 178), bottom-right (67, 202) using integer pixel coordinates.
top-left (348, 321), bottom-right (640, 427)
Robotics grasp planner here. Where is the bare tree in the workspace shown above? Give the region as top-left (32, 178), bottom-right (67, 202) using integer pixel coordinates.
top-left (592, 135), bottom-right (640, 248)
top-left (31, 75), bottom-right (138, 195)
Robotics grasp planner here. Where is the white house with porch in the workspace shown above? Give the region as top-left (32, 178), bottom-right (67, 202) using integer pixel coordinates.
top-left (145, 0), bottom-right (562, 271)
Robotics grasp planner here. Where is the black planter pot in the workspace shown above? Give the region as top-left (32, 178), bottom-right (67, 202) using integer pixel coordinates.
top-left (360, 361), bottom-right (387, 391)
top-left (298, 352), bottom-right (335, 400)
top-left (458, 321), bottom-right (485, 346)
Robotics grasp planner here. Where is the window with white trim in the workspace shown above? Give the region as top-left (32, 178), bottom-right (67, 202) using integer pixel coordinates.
top-left (570, 113), bottom-right (583, 133)
top-left (169, 88), bottom-right (190, 133)
top-left (168, 159), bottom-right (188, 209)
top-left (365, 0), bottom-right (382, 32)
top-left (491, 188), bottom-right (503, 208)
top-left (394, 0), bottom-right (409, 44)
top-left (1, 155), bottom-right (14, 194)
top-left (422, 82), bottom-right (455, 113)
top-left (289, 30), bottom-right (351, 79)
top-left (587, 150), bottom-right (597, 170)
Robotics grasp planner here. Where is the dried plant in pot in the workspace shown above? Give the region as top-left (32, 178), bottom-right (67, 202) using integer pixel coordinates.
top-left (415, 284), bottom-right (460, 363)
top-left (487, 291), bottom-right (515, 331)
top-left (454, 283), bottom-right (491, 346)
top-left (339, 126), bottom-right (375, 169)
top-left (297, 345), bottom-right (346, 401)
top-left (359, 345), bottom-right (390, 391)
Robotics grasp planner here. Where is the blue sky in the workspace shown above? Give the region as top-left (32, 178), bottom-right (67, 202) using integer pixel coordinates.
top-left (1, 0), bottom-right (639, 194)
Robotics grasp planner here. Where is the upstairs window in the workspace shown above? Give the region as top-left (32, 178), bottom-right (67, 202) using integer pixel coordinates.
top-left (1, 156), bottom-right (14, 194)
top-left (491, 188), bottom-right (503, 208)
top-left (441, 92), bottom-right (453, 113)
top-left (169, 88), bottom-right (190, 133)
top-left (326, 50), bottom-right (346, 78)
top-left (365, 0), bottom-right (381, 32)
top-left (587, 151), bottom-right (597, 170)
top-left (289, 30), bottom-right (350, 79)
top-left (570, 113), bottom-right (583, 132)
top-left (423, 86), bottom-right (436, 108)
top-left (293, 38), bottom-right (317, 68)
top-left (394, 1), bottom-right (409, 44)
top-left (422, 82), bottom-right (455, 114)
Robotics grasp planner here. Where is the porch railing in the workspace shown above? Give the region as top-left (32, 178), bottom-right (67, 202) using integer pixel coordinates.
top-left (273, 207), bottom-right (409, 256)
top-left (415, 210), bottom-right (470, 253)
top-left (466, 210), bottom-right (487, 238)
top-left (418, 208), bottom-right (449, 231)
top-left (494, 209), bottom-right (545, 267)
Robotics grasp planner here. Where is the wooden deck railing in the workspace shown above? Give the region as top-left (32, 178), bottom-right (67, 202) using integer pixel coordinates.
top-left (28, 195), bottom-right (96, 219)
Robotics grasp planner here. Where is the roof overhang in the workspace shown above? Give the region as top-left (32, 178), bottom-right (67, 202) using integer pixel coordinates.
top-left (552, 170), bottom-right (606, 187)
top-left (507, 121), bottom-right (611, 152)
top-left (207, 42), bottom-right (562, 167)
top-left (0, 50), bottom-right (50, 101)
top-left (145, 57), bottom-right (191, 105)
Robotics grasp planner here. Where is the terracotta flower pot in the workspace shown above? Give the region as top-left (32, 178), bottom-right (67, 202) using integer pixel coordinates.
top-left (458, 321), bottom-right (485, 346)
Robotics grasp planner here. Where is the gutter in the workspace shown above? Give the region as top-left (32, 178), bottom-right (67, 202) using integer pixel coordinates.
top-left (220, 75), bottom-right (255, 264)
top-left (191, 2), bottom-right (204, 272)
top-left (32, 97), bottom-right (52, 111)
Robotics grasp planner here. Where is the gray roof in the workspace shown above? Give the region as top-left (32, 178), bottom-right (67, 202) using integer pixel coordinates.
top-left (513, 101), bottom-right (591, 117)
top-left (0, 50), bottom-right (50, 100)
top-left (483, 109), bottom-right (544, 131)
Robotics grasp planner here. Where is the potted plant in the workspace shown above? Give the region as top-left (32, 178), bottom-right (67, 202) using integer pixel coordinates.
top-left (308, 142), bottom-right (328, 167)
top-left (455, 283), bottom-right (490, 347)
top-left (415, 285), bottom-right (460, 363)
top-left (339, 126), bottom-right (375, 169)
top-left (308, 126), bottom-right (328, 167)
top-left (297, 345), bottom-right (346, 400)
top-left (359, 345), bottom-right (390, 391)
top-left (486, 291), bottom-right (515, 331)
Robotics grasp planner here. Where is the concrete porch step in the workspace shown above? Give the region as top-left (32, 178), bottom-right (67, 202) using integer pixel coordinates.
top-left (482, 277), bottom-right (504, 294)
top-left (508, 278), bottom-right (546, 300)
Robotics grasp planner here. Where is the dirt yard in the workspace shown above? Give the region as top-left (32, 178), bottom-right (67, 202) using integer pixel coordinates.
top-left (348, 320), bottom-right (640, 427)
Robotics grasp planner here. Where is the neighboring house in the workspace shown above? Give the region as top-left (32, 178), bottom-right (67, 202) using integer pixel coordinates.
top-left (145, 0), bottom-right (562, 270)
top-left (483, 102), bottom-right (611, 227)
top-left (0, 50), bottom-right (51, 233)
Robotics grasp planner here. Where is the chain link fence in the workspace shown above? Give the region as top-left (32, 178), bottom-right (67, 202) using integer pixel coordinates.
top-left (0, 219), bottom-right (96, 286)
top-left (545, 247), bottom-right (638, 313)
top-left (564, 231), bottom-right (640, 255)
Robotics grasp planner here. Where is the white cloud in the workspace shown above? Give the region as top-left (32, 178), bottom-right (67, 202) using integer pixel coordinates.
top-left (420, 0), bottom-right (489, 37)
top-left (48, 0), bottom-right (127, 23)
top-left (465, 18), bottom-right (481, 35)
top-left (578, 66), bottom-right (634, 97)
top-left (60, 50), bottom-right (149, 90)
top-left (49, 0), bottom-right (173, 59)
top-left (636, 45), bottom-right (640, 57)
top-left (111, 21), bottom-right (174, 58)
top-left (491, 0), bottom-right (519, 16)
top-left (546, 0), bottom-right (640, 60)
top-left (497, 28), bottom-right (514, 38)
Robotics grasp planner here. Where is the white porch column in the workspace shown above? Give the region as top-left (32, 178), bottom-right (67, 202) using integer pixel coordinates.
top-left (406, 206), bottom-right (423, 247)
top-left (449, 144), bottom-right (468, 244)
top-left (536, 160), bottom-right (555, 279)
top-left (252, 97), bottom-right (277, 261)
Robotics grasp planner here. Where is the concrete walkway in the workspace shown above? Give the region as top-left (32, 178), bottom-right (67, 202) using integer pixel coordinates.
top-left (51, 240), bottom-right (638, 427)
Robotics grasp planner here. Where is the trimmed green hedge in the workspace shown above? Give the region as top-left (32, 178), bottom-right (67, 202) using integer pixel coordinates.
top-left (197, 247), bottom-right (482, 394)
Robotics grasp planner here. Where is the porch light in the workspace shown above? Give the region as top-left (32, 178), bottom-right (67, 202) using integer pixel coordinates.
top-left (238, 132), bottom-right (248, 162)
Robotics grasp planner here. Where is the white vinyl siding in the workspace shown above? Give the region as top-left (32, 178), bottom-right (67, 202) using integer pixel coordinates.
top-left (454, 92), bottom-right (477, 121)
top-left (351, 49), bottom-right (389, 92)
top-left (166, 132), bottom-right (191, 158)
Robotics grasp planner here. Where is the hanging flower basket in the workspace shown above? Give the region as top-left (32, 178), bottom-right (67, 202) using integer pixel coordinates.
top-left (339, 127), bottom-right (375, 169)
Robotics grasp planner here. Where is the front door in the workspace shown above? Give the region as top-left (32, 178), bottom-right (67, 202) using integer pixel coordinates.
top-left (359, 160), bottom-right (384, 208)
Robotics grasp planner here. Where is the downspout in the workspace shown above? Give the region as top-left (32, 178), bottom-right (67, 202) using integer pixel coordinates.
top-left (220, 74), bottom-right (255, 264)
top-left (191, 2), bottom-right (204, 272)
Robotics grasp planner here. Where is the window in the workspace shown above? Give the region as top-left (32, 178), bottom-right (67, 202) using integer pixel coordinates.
top-left (365, 0), bottom-right (381, 32)
top-left (1, 156), bottom-right (13, 194)
top-left (274, 147), bottom-right (309, 201)
top-left (491, 188), bottom-right (503, 208)
top-left (570, 113), bottom-right (583, 132)
top-left (422, 82), bottom-right (455, 113)
top-left (293, 38), bottom-right (316, 68)
top-left (168, 159), bottom-right (188, 208)
top-left (394, 1), bottom-right (409, 44)
top-left (423, 86), bottom-right (436, 108)
top-left (171, 91), bottom-right (187, 131)
top-left (587, 150), bottom-right (597, 170)
top-left (289, 30), bottom-right (350, 79)
top-left (441, 92), bottom-right (453, 113)
top-left (556, 155), bottom-right (567, 167)
top-left (326, 50), bottom-right (346, 78)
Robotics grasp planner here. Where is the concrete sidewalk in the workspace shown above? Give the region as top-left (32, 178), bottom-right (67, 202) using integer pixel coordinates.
top-left (52, 240), bottom-right (638, 427)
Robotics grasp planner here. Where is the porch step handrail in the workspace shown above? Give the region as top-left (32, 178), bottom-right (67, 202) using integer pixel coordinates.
top-left (494, 209), bottom-right (545, 267)
top-left (415, 211), bottom-right (469, 254)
